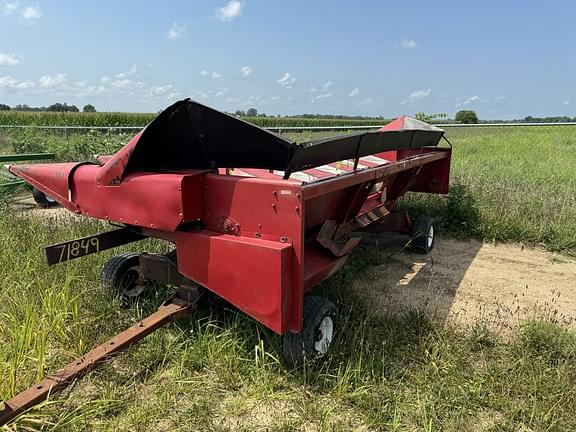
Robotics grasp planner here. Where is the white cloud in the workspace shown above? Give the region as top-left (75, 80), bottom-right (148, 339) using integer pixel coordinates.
top-left (20, 4), bottom-right (40, 22)
top-left (312, 92), bottom-right (333, 103)
top-left (349, 87), bottom-right (359, 97)
top-left (321, 80), bottom-right (333, 89)
top-left (38, 73), bottom-right (68, 88)
top-left (200, 70), bottom-right (223, 80)
top-left (409, 88), bottom-right (431, 101)
top-left (215, 88), bottom-right (228, 97)
top-left (110, 78), bottom-right (133, 89)
top-left (563, 100), bottom-right (571, 106)
top-left (455, 95), bottom-right (482, 108)
top-left (2, 1), bottom-right (19, 15)
top-left (166, 22), bottom-right (186, 40)
top-left (400, 39), bottom-right (418, 49)
top-left (463, 95), bottom-right (480, 104)
top-left (215, 0), bottom-right (243, 22)
top-left (144, 84), bottom-right (175, 98)
top-left (240, 65), bottom-right (252, 77)
top-left (0, 53), bottom-right (19, 66)
top-left (399, 88), bottom-right (431, 105)
top-left (0, 75), bottom-right (34, 89)
top-left (494, 95), bottom-right (508, 101)
top-left (114, 64), bottom-right (138, 79)
top-left (277, 72), bottom-right (296, 88)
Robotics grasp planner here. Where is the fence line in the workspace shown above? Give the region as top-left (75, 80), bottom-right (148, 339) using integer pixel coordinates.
top-left (0, 122), bottom-right (575, 132)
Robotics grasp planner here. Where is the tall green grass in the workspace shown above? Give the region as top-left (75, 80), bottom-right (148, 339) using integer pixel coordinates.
top-left (0, 207), bottom-right (575, 430)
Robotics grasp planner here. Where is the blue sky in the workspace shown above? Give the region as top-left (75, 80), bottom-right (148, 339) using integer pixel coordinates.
top-left (0, 1), bottom-right (574, 118)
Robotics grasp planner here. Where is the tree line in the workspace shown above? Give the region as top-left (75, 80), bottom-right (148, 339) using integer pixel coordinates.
top-left (0, 103), bottom-right (96, 113)
top-left (1, 103), bottom-right (574, 124)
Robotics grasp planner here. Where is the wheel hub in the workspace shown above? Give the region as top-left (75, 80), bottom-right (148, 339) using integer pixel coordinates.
top-left (121, 266), bottom-right (146, 297)
top-left (314, 316), bottom-right (334, 354)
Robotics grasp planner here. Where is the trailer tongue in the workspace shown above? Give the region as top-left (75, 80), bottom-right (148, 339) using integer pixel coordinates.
top-left (2, 99), bottom-right (451, 426)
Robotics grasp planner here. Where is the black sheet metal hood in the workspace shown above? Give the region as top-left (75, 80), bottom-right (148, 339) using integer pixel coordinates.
top-left (125, 99), bottom-right (445, 176)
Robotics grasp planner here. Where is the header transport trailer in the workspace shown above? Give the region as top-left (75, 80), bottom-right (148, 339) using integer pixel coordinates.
top-left (1, 99), bottom-right (451, 425)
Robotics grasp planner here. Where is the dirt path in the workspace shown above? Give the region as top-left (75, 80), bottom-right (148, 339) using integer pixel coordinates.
top-left (354, 235), bottom-right (576, 331)
top-left (11, 196), bottom-right (82, 221)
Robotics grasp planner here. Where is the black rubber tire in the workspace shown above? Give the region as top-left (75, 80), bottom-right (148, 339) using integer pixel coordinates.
top-left (283, 296), bottom-right (338, 368)
top-left (32, 188), bottom-right (57, 208)
top-left (101, 253), bottom-right (147, 299)
top-left (410, 216), bottom-right (435, 254)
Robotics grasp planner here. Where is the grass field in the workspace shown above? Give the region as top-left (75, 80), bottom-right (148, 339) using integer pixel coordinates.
top-left (0, 209), bottom-right (575, 431)
top-left (0, 124), bottom-right (575, 430)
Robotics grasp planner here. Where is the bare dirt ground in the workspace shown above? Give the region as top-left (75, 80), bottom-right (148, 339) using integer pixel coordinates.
top-left (11, 195), bottom-right (83, 221)
top-left (13, 196), bottom-right (576, 332)
top-left (355, 234), bottom-right (576, 332)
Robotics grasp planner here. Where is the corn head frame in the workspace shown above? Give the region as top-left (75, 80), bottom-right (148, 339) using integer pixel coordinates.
top-left (1, 99), bottom-right (451, 425)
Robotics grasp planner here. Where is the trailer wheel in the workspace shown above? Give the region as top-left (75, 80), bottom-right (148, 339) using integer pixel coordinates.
top-left (283, 296), bottom-right (338, 367)
top-left (410, 216), bottom-right (435, 254)
top-left (32, 188), bottom-right (57, 208)
top-left (101, 253), bottom-right (148, 299)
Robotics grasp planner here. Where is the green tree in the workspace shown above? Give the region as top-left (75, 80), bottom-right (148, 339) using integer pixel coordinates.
top-left (0, 104), bottom-right (10, 111)
top-left (415, 112), bottom-right (446, 122)
top-left (83, 104), bottom-right (96, 113)
top-left (47, 102), bottom-right (79, 112)
top-left (246, 107), bottom-right (258, 117)
top-left (455, 110), bottom-right (478, 124)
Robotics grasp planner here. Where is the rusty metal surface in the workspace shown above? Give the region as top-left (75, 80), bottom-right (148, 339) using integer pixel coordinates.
top-left (46, 228), bottom-right (146, 265)
top-left (0, 286), bottom-right (202, 427)
top-left (316, 220), bottom-right (362, 257)
top-left (335, 204), bottom-right (391, 237)
top-left (139, 252), bottom-right (186, 286)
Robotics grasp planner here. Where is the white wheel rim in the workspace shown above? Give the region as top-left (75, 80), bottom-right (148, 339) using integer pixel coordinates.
top-left (314, 316), bottom-right (334, 355)
top-left (46, 195), bottom-right (56, 203)
top-left (427, 225), bottom-right (434, 248)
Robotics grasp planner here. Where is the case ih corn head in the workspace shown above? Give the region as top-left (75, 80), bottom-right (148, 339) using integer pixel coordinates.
top-left (1, 99), bottom-right (451, 425)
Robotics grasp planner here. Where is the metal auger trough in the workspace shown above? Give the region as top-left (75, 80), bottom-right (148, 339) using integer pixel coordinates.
top-left (1, 99), bottom-right (451, 425)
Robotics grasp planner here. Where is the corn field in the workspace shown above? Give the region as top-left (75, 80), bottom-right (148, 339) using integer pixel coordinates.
top-left (0, 111), bottom-right (386, 128)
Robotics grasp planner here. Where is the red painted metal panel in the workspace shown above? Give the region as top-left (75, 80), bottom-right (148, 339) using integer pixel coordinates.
top-left (176, 231), bottom-right (293, 334)
top-left (96, 131), bottom-right (141, 186)
top-left (8, 162), bottom-right (87, 212)
top-left (303, 244), bottom-right (349, 291)
top-left (201, 174), bottom-right (305, 332)
top-left (71, 166), bottom-right (206, 231)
